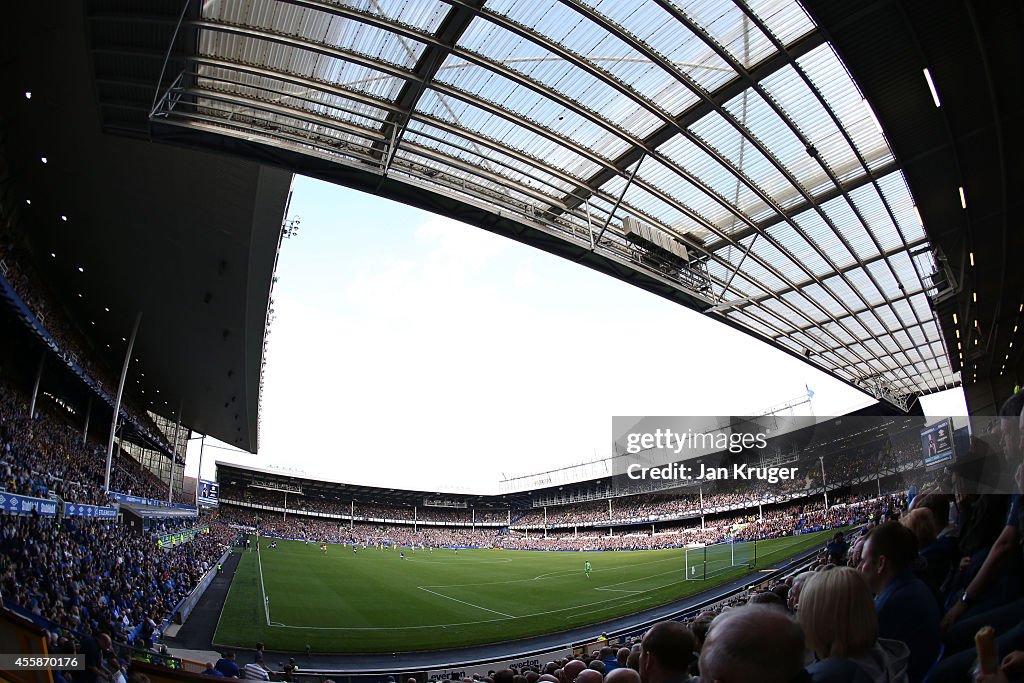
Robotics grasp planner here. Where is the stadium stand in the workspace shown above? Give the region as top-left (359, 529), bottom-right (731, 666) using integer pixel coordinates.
top-left (1, 0), bottom-right (1022, 681)
top-left (2, 358), bottom-right (1023, 682)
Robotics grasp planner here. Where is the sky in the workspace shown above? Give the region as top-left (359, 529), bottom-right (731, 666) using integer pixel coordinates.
top-left (185, 175), bottom-right (967, 493)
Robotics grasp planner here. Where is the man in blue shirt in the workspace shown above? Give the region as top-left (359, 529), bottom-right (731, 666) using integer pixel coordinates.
top-left (202, 662), bottom-right (224, 677)
top-left (214, 651), bottom-right (240, 678)
top-left (858, 521), bottom-right (941, 683)
top-left (825, 531), bottom-right (849, 565)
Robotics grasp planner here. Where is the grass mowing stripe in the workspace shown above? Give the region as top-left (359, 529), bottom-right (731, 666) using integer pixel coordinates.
top-left (213, 530), bottom-right (837, 653)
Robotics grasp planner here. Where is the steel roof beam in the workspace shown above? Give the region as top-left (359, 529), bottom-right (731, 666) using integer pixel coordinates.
top-left (726, 238), bottom-right (929, 306)
top-left (552, 26), bottom-right (828, 214)
top-left (368, 0), bottom-right (484, 162)
top-left (702, 159), bottom-right (900, 253)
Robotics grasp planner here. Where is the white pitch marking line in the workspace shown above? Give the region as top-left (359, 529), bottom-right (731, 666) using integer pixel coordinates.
top-left (418, 586), bottom-right (515, 619)
top-left (256, 540), bottom-right (270, 626)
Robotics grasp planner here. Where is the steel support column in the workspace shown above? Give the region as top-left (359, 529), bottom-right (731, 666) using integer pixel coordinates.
top-left (28, 351), bottom-right (45, 419)
top-left (105, 312), bottom-right (142, 492)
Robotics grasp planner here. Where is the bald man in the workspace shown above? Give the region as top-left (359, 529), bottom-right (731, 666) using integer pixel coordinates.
top-left (606, 668), bottom-right (642, 683)
top-left (639, 621), bottom-right (696, 683)
top-left (575, 670), bottom-right (603, 683)
top-left (699, 605), bottom-right (805, 683)
top-left (562, 660), bottom-right (587, 683)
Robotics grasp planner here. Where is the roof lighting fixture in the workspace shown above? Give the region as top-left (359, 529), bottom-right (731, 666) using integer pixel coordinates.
top-left (923, 68), bottom-right (941, 107)
top-left (970, 252), bottom-right (975, 267)
top-left (959, 187), bottom-right (967, 209)
top-left (24, 91), bottom-right (31, 99)
top-left (121, 337), bottom-right (126, 342)
top-left (957, 341), bottom-right (962, 350)
top-left (913, 205), bottom-right (923, 227)
top-left (77, 293), bottom-right (82, 298)
top-left (955, 329), bottom-right (960, 339)
top-left (40, 157), bottom-right (47, 164)
top-left (25, 199), bottom-right (31, 205)
top-left (862, 99), bottom-right (883, 134)
top-left (50, 252), bottom-right (55, 258)
top-left (953, 313), bottom-right (958, 325)
top-left (973, 292), bottom-right (977, 303)
top-left (77, 266), bottom-right (84, 273)
top-left (104, 307), bottom-right (109, 312)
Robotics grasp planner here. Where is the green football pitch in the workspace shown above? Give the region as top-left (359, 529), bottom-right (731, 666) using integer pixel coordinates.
top-left (213, 530), bottom-right (834, 653)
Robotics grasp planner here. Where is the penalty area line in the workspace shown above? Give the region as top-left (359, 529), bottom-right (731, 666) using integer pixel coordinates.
top-left (417, 586), bottom-right (515, 618)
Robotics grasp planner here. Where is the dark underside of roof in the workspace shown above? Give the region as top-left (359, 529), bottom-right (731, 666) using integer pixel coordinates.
top-left (0, 1), bottom-right (293, 451)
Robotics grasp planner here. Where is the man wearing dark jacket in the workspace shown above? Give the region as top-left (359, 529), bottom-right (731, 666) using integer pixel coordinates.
top-left (858, 522), bottom-right (940, 683)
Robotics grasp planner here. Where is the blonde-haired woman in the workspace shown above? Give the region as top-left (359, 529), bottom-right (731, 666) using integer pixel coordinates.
top-left (798, 567), bottom-right (909, 683)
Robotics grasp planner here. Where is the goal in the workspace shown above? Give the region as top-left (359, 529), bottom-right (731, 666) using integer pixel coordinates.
top-left (685, 538), bottom-right (756, 580)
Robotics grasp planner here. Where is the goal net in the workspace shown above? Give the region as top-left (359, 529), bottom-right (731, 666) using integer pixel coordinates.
top-left (685, 538), bottom-right (756, 580)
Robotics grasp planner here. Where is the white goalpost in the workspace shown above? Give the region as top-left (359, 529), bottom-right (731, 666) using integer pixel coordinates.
top-left (685, 538), bottom-right (756, 580)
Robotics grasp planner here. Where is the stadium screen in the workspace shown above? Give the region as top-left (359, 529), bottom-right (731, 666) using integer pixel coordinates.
top-left (920, 418), bottom-right (955, 470)
top-left (197, 479), bottom-right (220, 507)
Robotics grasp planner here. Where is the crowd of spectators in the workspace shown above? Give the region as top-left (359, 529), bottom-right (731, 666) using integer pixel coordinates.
top-left (216, 493), bottom-right (903, 554)
top-left (0, 514), bottom-right (233, 650)
top-left (618, 392), bottom-right (1023, 683)
top-left (0, 380), bottom-right (189, 505)
top-left (219, 486), bottom-right (508, 524)
top-left (0, 214), bottom-right (168, 450)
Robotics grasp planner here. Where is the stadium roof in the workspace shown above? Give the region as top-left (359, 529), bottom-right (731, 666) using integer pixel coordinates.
top-left (83, 0), bottom-right (968, 413)
top-left (6, 0), bottom-right (1018, 451)
top-left (216, 460), bottom-right (532, 506)
top-left (802, 0), bottom-right (1023, 412)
